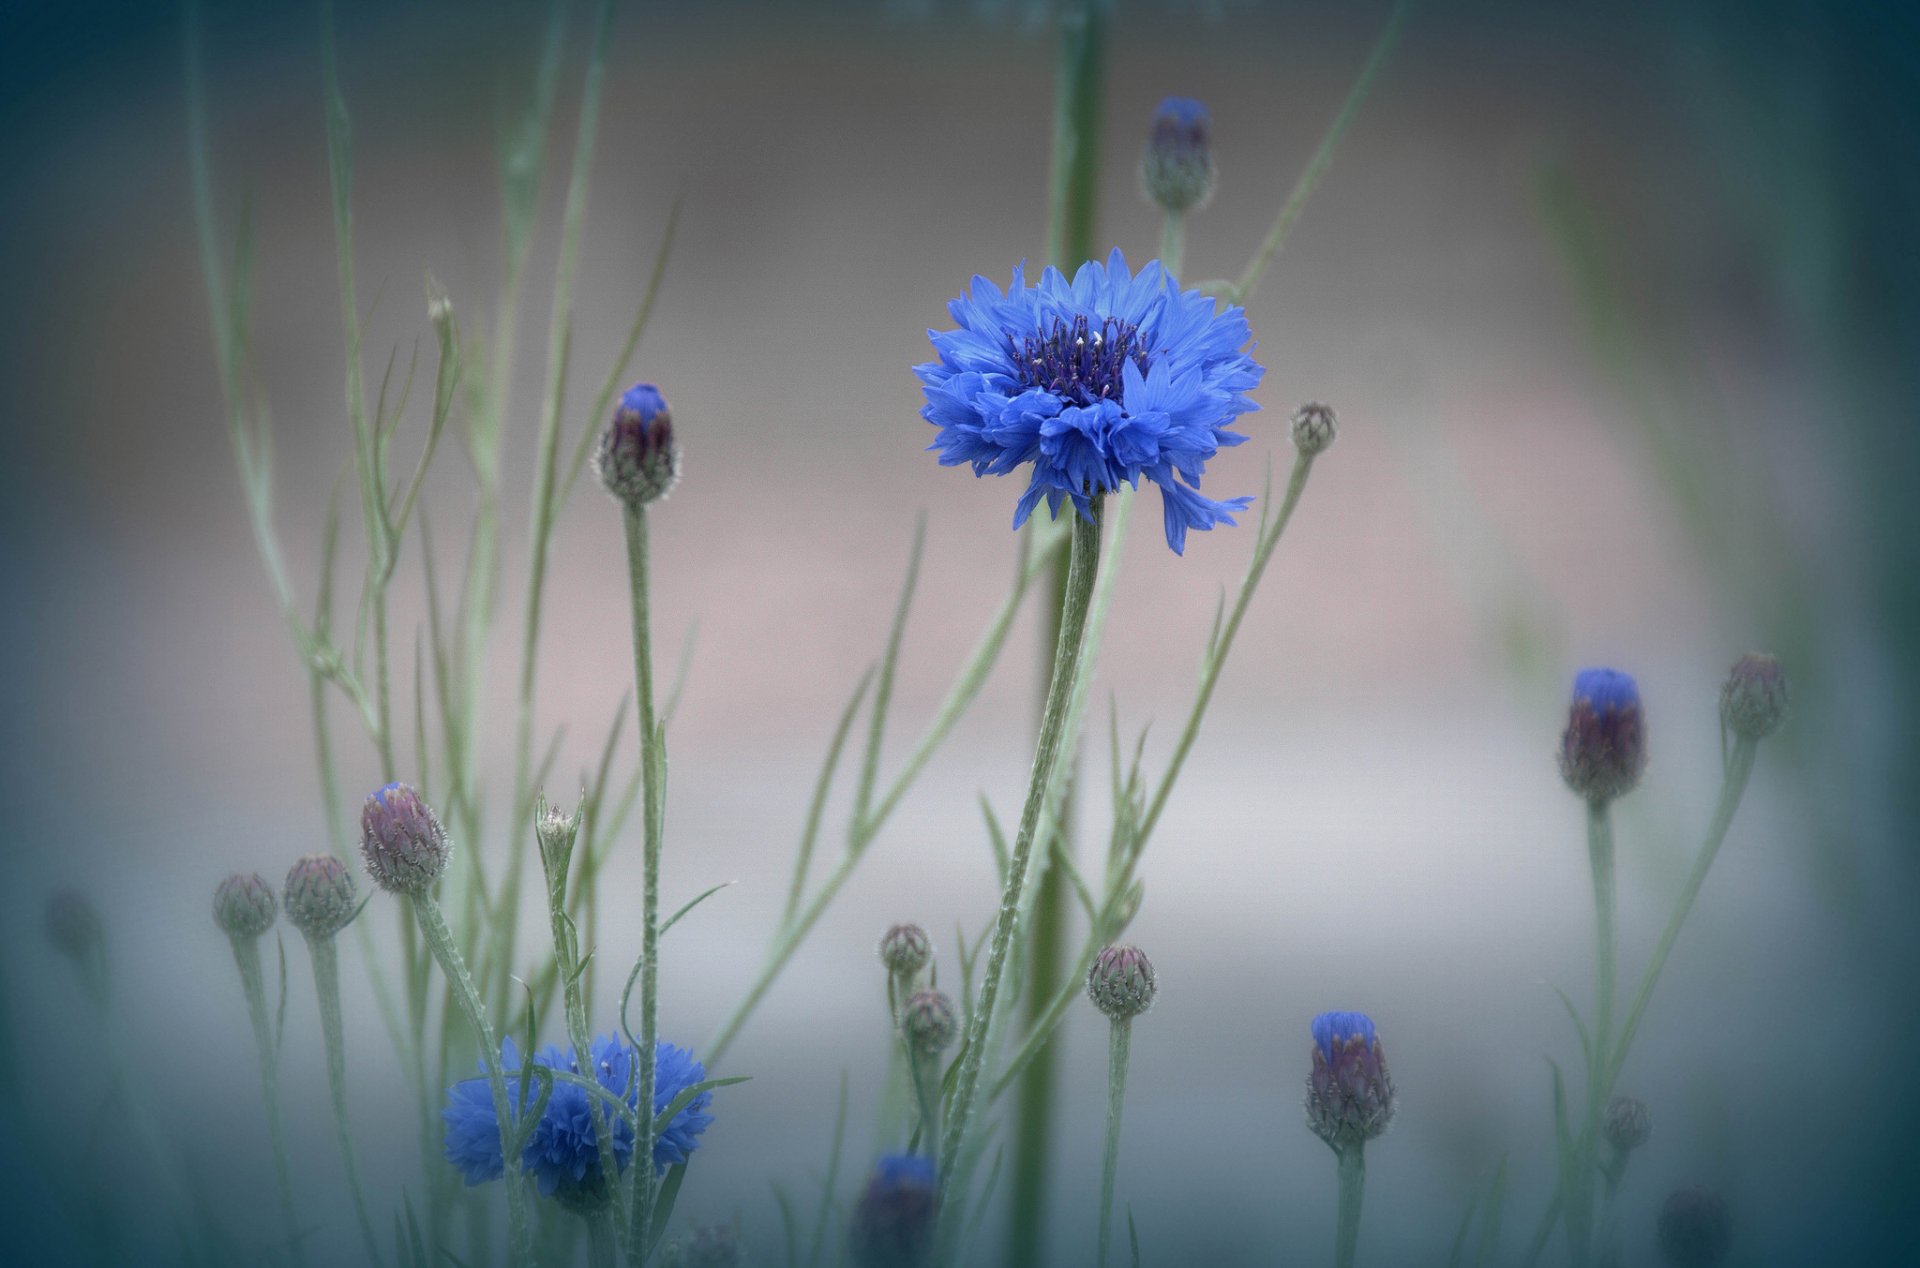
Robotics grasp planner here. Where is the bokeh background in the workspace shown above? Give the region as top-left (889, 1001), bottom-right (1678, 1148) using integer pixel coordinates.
top-left (2, 0), bottom-right (1916, 1264)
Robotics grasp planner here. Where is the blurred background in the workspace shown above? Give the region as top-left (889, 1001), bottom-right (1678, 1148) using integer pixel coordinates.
top-left (1, 0), bottom-right (1916, 1264)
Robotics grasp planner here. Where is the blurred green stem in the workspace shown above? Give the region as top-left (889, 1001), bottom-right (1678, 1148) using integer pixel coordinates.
top-left (1159, 209), bottom-right (1186, 280)
top-left (621, 502), bottom-right (666, 1264)
top-left (1567, 801), bottom-right (1617, 1267)
top-left (1233, 0), bottom-right (1411, 306)
top-left (305, 933), bottom-right (385, 1268)
top-left (1095, 1017), bottom-right (1132, 1268)
top-left (587, 1207), bottom-right (618, 1268)
top-left (1334, 1145), bottom-right (1367, 1268)
top-left (410, 893), bottom-right (535, 1268)
top-left (939, 499), bottom-right (1104, 1240)
top-left (228, 934), bottom-right (306, 1268)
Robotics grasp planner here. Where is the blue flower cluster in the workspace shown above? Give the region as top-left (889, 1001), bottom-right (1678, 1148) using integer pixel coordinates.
top-left (443, 1033), bottom-right (713, 1207)
top-left (917, 250), bottom-right (1263, 553)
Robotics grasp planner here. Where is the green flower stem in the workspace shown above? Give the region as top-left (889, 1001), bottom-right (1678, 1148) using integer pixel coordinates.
top-left (705, 536), bottom-right (1051, 1069)
top-left (1334, 1144), bottom-right (1367, 1268)
top-left (1159, 210), bottom-right (1186, 282)
top-left (228, 934), bottom-right (307, 1268)
top-left (1594, 1151), bottom-right (1628, 1268)
top-left (621, 501), bottom-right (667, 1264)
top-left (1232, 0), bottom-right (1412, 306)
top-left (305, 934), bottom-right (385, 1268)
top-left (1523, 737), bottom-right (1761, 1268)
top-left (1020, 7), bottom-right (1107, 1257)
top-left (938, 499), bottom-right (1105, 1225)
top-left (1566, 801), bottom-right (1617, 1267)
top-left (909, 1048), bottom-right (944, 1163)
top-left (1604, 737), bottom-right (1757, 1088)
top-left (410, 893), bottom-right (535, 1268)
top-left (1095, 1017), bottom-right (1132, 1268)
top-left (587, 1205), bottom-right (619, 1268)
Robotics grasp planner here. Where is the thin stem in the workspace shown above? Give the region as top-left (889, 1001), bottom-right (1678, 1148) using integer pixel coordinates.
top-left (1233, 0), bottom-right (1412, 306)
top-left (909, 1049), bottom-right (943, 1164)
top-left (410, 894), bottom-right (535, 1268)
top-left (1095, 1017), bottom-right (1132, 1268)
top-left (1043, 0), bottom-right (1109, 272)
top-left (586, 1205), bottom-right (618, 1268)
top-left (1567, 800), bottom-right (1616, 1268)
top-left (306, 935), bottom-right (385, 1268)
top-left (230, 935), bottom-right (307, 1268)
top-left (1136, 454), bottom-right (1315, 852)
top-left (1159, 209), bottom-right (1186, 281)
top-left (1334, 1144), bottom-right (1367, 1268)
top-left (937, 500), bottom-right (1105, 1223)
top-left (705, 538), bottom-right (1050, 1069)
top-left (1595, 1153), bottom-right (1626, 1268)
top-left (1604, 738), bottom-right (1757, 1089)
top-left (621, 502), bottom-right (666, 1263)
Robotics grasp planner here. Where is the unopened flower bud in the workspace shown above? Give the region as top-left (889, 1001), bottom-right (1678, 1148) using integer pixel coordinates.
top-left (360, 782), bottom-right (450, 895)
top-left (1305, 1011), bottom-right (1395, 1151)
top-left (1141, 96), bottom-right (1215, 214)
top-left (660, 1224), bottom-right (747, 1268)
top-left (1558, 668), bottom-right (1647, 804)
top-left (1086, 944), bottom-right (1157, 1020)
top-left (878, 924), bottom-right (932, 978)
top-left (1720, 652), bottom-right (1788, 741)
top-left (1602, 1094), bottom-right (1652, 1154)
top-left (536, 792), bottom-right (583, 879)
top-left (1291, 402), bottom-right (1337, 457)
top-left (595, 383), bottom-right (680, 507)
top-left (284, 854), bottom-right (358, 938)
top-left (214, 873), bottom-right (278, 940)
top-left (901, 989), bottom-right (958, 1056)
top-left (850, 1154), bottom-right (938, 1268)
top-left (44, 890), bottom-right (103, 963)
top-left (1657, 1185), bottom-right (1731, 1267)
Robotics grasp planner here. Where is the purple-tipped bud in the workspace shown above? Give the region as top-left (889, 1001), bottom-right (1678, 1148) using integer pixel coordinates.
top-left (1558, 668), bottom-right (1648, 804)
top-left (284, 854), bottom-right (358, 938)
top-left (1141, 96), bottom-right (1215, 213)
top-left (1291, 402), bottom-right (1337, 458)
top-left (1602, 1094), bottom-right (1653, 1154)
top-left (878, 924), bottom-right (932, 978)
top-left (1086, 944), bottom-right (1157, 1020)
top-left (359, 782), bottom-right (450, 895)
top-left (850, 1154), bottom-right (938, 1268)
top-left (44, 889), bottom-right (103, 963)
top-left (1657, 1185), bottom-right (1731, 1267)
top-left (1305, 1011), bottom-right (1395, 1151)
top-left (901, 989), bottom-right (958, 1056)
top-left (213, 873), bottom-right (277, 939)
top-left (1720, 652), bottom-right (1789, 741)
top-left (595, 383), bottom-right (680, 507)
top-left (660, 1224), bottom-right (747, 1268)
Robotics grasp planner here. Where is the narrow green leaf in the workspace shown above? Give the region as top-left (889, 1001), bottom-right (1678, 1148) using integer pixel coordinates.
top-left (661, 882), bottom-right (735, 938)
top-left (978, 794), bottom-right (1011, 884)
top-left (854, 516), bottom-right (927, 830)
top-left (646, 1163), bottom-right (689, 1257)
top-left (785, 669), bottom-right (875, 926)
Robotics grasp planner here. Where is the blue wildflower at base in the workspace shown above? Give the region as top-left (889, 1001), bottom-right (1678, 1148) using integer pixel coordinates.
top-left (850, 1154), bottom-right (939, 1268)
top-left (916, 250), bottom-right (1263, 554)
top-left (443, 1033), bottom-right (714, 1211)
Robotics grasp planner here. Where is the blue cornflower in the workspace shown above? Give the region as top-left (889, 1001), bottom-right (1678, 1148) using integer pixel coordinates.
top-left (916, 249), bottom-right (1263, 554)
top-left (443, 1033), bottom-right (713, 1209)
top-left (1306, 1011), bottom-right (1394, 1151)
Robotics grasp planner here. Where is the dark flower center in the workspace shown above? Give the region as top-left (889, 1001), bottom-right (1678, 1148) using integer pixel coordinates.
top-left (1014, 315), bottom-right (1148, 407)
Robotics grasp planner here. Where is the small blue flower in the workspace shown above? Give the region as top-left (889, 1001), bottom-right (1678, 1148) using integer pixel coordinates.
top-left (595, 382), bottom-right (681, 506)
top-left (916, 249), bottom-right (1262, 554)
top-left (1310, 1010), bottom-right (1377, 1059)
top-left (443, 1033), bottom-right (714, 1209)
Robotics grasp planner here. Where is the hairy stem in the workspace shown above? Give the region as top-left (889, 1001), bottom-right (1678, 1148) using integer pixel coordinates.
top-left (621, 502), bottom-right (666, 1263)
top-left (229, 935), bottom-right (306, 1268)
top-left (1334, 1144), bottom-right (1367, 1268)
top-left (306, 935), bottom-right (384, 1267)
top-left (938, 500), bottom-right (1104, 1231)
top-left (1095, 1017), bottom-right (1132, 1268)
top-left (410, 894), bottom-right (534, 1268)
